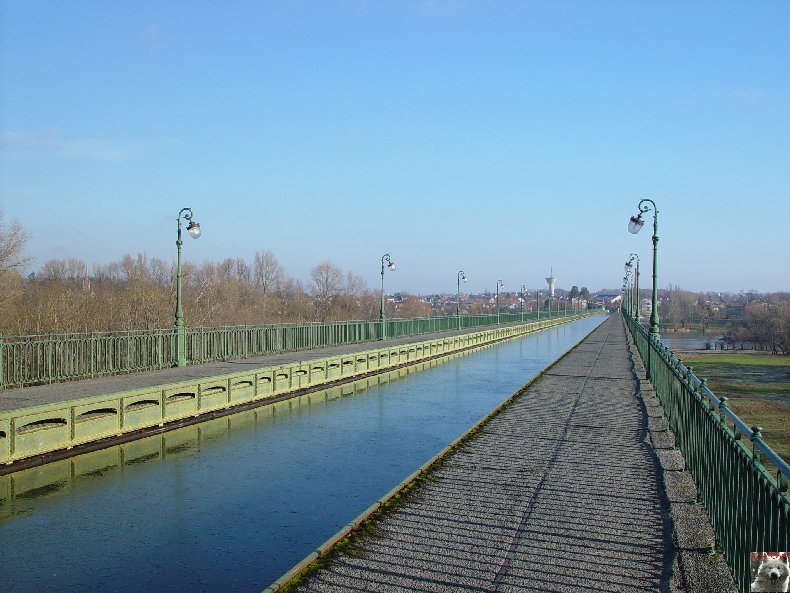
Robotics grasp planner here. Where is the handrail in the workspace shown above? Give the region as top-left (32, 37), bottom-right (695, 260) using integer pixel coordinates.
top-left (622, 309), bottom-right (789, 593)
top-left (0, 312), bottom-right (567, 342)
top-left (0, 310), bottom-right (584, 388)
top-left (635, 319), bottom-right (790, 484)
top-left (687, 360), bottom-right (790, 479)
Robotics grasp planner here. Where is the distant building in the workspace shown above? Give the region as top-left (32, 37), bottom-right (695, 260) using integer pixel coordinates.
top-left (594, 294), bottom-right (620, 305)
top-left (545, 268), bottom-right (557, 297)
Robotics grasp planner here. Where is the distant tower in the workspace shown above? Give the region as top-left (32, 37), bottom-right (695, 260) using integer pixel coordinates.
top-left (545, 267), bottom-right (557, 298)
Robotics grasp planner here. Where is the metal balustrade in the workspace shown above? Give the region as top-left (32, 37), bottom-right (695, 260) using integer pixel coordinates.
top-left (0, 310), bottom-right (575, 388)
top-left (623, 310), bottom-right (790, 592)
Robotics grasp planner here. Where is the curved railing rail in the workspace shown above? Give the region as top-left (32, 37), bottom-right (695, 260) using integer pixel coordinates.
top-left (622, 310), bottom-right (789, 593)
top-left (0, 310), bottom-right (581, 388)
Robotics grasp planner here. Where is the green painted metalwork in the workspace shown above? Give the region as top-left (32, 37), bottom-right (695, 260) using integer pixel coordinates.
top-left (0, 312), bottom-right (578, 388)
top-left (0, 315), bottom-right (585, 465)
top-left (175, 207), bottom-right (201, 367)
top-left (379, 254), bottom-right (395, 340)
top-left (496, 280), bottom-right (504, 325)
top-left (457, 271), bottom-right (467, 330)
top-left (623, 310), bottom-right (789, 593)
top-left (625, 253), bottom-right (640, 323)
top-left (628, 198), bottom-right (659, 339)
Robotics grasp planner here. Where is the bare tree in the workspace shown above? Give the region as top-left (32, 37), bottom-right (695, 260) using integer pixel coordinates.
top-left (0, 211), bottom-right (31, 325)
top-left (218, 258), bottom-right (236, 281)
top-left (344, 271), bottom-right (368, 296)
top-left (277, 276), bottom-right (310, 322)
top-left (665, 284), bottom-right (697, 329)
top-left (253, 250), bottom-right (284, 296)
top-left (0, 209), bottom-right (30, 277)
top-left (311, 260), bottom-right (344, 321)
top-left (40, 259), bottom-right (68, 281)
top-left (235, 258), bottom-right (251, 283)
top-left (147, 257), bottom-right (171, 287)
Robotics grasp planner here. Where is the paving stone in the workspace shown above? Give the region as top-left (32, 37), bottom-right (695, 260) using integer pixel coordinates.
top-left (662, 470), bottom-right (698, 503)
top-left (674, 551), bottom-right (739, 593)
top-left (648, 416), bottom-right (670, 432)
top-left (649, 430), bottom-right (676, 449)
top-left (657, 449), bottom-right (687, 471)
top-left (671, 501), bottom-right (718, 550)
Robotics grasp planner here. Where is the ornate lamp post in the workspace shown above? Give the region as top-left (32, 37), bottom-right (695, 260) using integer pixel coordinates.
top-left (495, 280), bottom-right (504, 324)
top-left (379, 254), bottom-right (396, 340)
top-left (622, 273), bottom-right (631, 314)
top-left (628, 199), bottom-right (659, 339)
top-left (520, 284), bottom-right (526, 321)
top-left (625, 253), bottom-right (640, 322)
top-left (174, 207), bottom-right (201, 367)
top-left (536, 290), bottom-right (541, 320)
top-left (457, 270), bottom-right (467, 330)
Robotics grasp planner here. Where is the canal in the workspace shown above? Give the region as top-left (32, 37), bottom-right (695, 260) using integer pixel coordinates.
top-left (0, 315), bottom-right (605, 593)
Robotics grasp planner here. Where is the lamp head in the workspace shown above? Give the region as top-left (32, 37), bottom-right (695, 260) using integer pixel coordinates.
top-left (628, 215), bottom-right (644, 234)
top-left (387, 261), bottom-right (396, 271)
top-left (463, 276), bottom-right (468, 283)
top-left (186, 220), bottom-right (201, 239)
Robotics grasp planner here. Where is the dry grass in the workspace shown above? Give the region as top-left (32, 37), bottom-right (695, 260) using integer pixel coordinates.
top-left (684, 352), bottom-right (789, 465)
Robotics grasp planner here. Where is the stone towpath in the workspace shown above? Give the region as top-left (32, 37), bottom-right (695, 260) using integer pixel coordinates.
top-left (283, 314), bottom-right (736, 593)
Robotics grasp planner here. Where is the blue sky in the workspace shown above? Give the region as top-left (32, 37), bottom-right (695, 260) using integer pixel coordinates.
top-left (2, 1), bottom-right (788, 295)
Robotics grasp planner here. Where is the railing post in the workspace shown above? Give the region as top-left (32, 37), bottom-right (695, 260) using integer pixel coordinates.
top-left (751, 426), bottom-right (764, 466)
top-left (718, 397), bottom-right (729, 424)
top-left (90, 333), bottom-right (96, 378)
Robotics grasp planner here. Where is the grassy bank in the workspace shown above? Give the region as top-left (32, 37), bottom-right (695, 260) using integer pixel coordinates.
top-left (683, 352), bottom-right (790, 467)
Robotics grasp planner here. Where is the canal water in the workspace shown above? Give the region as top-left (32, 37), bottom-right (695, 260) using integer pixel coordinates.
top-left (0, 315), bottom-right (605, 593)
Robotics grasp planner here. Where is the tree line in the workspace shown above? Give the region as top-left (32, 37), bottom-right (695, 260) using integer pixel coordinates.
top-left (0, 211), bottom-right (402, 335)
top-left (724, 303), bottom-right (790, 354)
top-left (0, 210), bottom-right (441, 335)
top-left (0, 210), bottom-right (590, 336)
top-left (660, 284), bottom-right (789, 354)
top-left (0, 249), bottom-right (416, 335)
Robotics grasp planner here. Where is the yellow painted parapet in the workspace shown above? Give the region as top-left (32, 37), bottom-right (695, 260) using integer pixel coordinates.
top-left (0, 316), bottom-right (584, 466)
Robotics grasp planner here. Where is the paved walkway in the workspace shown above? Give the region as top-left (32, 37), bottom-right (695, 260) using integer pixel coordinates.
top-left (285, 315), bottom-right (736, 593)
top-left (0, 320), bottom-right (557, 412)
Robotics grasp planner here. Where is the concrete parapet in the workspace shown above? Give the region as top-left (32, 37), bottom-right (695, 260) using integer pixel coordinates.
top-left (0, 316), bottom-right (581, 470)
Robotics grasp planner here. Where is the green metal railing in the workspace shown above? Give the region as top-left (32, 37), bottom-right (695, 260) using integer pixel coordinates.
top-left (623, 310), bottom-right (789, 592)
top-left (0, 310), bottom-right (577, 388)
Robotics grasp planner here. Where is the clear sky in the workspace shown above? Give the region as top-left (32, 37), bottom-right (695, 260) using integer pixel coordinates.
top-left (1, 1), bottom-right (788, 296)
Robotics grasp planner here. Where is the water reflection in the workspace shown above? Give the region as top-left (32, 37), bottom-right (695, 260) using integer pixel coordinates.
top-left (661, 331), bottom-right (726, 351)
top-left (0, 316), bottom-right (605, 593)
top-left (0, 348), bottom-right (480, 521)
